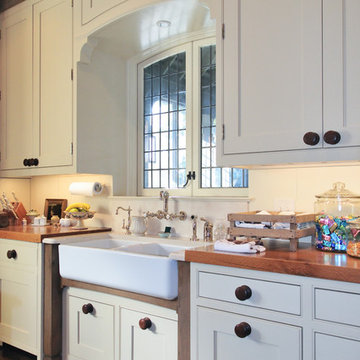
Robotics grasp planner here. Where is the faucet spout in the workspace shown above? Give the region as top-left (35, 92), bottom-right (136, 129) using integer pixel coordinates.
top-left (160, 191), bottom-right (169, 213)
top-left (116, 206), bottom-right (132, 234)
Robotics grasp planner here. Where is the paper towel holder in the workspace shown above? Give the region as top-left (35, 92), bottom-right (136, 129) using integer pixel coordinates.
top-left (69, 182), bottom-right (104, 196)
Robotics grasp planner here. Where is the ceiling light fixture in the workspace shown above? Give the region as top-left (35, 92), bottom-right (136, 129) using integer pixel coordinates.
top-left (156, 20), bottom-right (171, 28)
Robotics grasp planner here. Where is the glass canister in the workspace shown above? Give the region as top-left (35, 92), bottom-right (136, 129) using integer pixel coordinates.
top-left (347, 218), bottom-right (360, 258)
top-left (314, 182), bottom-right (360, 252)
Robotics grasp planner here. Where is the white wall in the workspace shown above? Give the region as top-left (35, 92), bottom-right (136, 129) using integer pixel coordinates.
top-left (0, 178), bottom-right (31, 209)
top-left (24, 163), bottom-right (360, 238)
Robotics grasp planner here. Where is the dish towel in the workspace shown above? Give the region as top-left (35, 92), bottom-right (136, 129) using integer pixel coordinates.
top-left (214, 240), bottom-right (266, 254)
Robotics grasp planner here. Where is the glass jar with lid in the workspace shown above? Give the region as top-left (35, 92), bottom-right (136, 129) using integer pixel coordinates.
top-left (347, 218), bottom-right (360, 258)
top-left (314, 182), bottom-right (360, 252)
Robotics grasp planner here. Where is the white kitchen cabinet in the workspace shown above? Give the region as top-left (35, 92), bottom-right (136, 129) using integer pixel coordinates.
top-left (66, 291), bottom-right (116, 360)
top-left (0, 3), bottom-right (33, 170)
top-left (63, 287), bottom-right (178, 360)
top-left (0, 0), bottom-right (73, 172)
top-left (0, 239), bottom-right (43, 358)
top-left (217, 0), bottom-right (360, 166)
top-left (120, 308), bottom-right (177, 360)
top-left (191, 263), bottom-right (360, 360)
top-left (33, 0), bottom-right (73, 168)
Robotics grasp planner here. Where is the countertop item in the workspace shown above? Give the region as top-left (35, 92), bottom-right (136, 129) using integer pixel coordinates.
top-left (0, 225), bottom-right (111, 243)
top-left (185, 239), bottom-right (360, 284)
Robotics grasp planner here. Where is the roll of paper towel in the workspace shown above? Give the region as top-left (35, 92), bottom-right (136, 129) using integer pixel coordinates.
top-left (69, 182), bottom-right (103, 196)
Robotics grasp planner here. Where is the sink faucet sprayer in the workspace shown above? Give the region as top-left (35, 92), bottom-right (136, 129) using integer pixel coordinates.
top-left (190, 215), bottom-right (198, 241)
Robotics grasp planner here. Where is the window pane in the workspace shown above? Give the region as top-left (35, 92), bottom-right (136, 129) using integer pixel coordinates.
top-left (212, 168), bottom-right (221, 188)
top-left (143, 52), bottom-right (186, 189)
top-left (222, 168), bottom-right (231, 187)
top-left (202, 168), bottom-right (210, 188)
top-left (161, 113), bottom-right (168, 131)
top-left (161, 132), bottom-right (168, 150)
top-left (161, 170), bottom-right (169, 188)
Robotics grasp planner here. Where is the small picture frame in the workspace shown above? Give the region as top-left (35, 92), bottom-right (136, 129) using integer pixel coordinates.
top-left (44, 199), bottom-right (68, 221)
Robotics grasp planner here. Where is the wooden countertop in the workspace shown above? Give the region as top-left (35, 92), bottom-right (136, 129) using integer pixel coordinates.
top-left (0, 225), bottom-right (111, 243)
top-left (185, 240), bottom-right (360, 284)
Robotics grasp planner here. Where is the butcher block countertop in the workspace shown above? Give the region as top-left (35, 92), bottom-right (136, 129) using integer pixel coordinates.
top-left (185, 240), bottom-right (360, 284)
top-left (0, 225), bottom-right (111, 243)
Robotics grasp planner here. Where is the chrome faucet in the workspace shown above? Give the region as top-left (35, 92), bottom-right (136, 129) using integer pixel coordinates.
top-left (190, 215), bottom-right (198, 241)
top-left (145, 191), bottom-right (187, 221)
top-left (116, 206), bottom-right (132, 234)
top-left (200, 217), bottom-right (213, 242)
top-left (160, 190), bottom-right (169, 213)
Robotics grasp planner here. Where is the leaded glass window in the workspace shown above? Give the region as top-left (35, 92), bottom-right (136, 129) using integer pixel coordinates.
top-left (143, 52), bottom-right (186, 189)
top-left (200, 45), bottom-right (248, 188)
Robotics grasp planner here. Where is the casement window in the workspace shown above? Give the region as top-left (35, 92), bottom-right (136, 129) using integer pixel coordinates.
top-left (138, 38), bottom-right (248, 197)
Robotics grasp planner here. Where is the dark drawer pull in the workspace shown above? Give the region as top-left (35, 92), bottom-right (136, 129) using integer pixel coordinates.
top-left (7, 249), bottom-right (17, 259)
top-left (303, 132), bottom-right (320, 146)
top-left (234, 322), bottom-right (251, 338)
top-left (82, 303), bottom-right (94, 314)
top-left (139, 317), bottom-right (152, 330)
top-left (235, 285), bottom-right (252, 301)
top-left (323, 130), bottom-right (341, 145)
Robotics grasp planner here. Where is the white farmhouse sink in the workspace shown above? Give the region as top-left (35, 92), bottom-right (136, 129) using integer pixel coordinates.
top-left (58, 233), bottom-right (201, 300)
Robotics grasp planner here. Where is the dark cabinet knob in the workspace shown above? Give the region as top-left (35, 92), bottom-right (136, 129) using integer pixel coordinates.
top-left (139, 317), bottom-right (152, 330)
top-left (28, 158), bottom-right (39, 166)
top-left (234, 322), bottom-right (251, 338)
top-left (323, 130), bottom-right (341, 145)
top-left (23, 159), bottom-right (30, 166)
top-left (235, 285), bottom-right (252, 301)
top-left (303, 132), bottom-right (320, 146)
top-left (82, 303), bottom-right (94, 314)
top-left (7, 249), bottom-right (17, 259)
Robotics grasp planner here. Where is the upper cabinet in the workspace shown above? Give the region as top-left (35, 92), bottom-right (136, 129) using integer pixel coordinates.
top-left (0, 0), bottom-right (73, 171)
top-left (33, 0), bottom-right (73, 168)
top-left (0, 4), bottom-right (33, 170)
top-left (217, 0), bottom-right (360, 167)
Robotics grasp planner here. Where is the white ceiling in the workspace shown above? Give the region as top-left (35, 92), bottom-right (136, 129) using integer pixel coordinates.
top-left (91, 0), bottom-right (215, 59)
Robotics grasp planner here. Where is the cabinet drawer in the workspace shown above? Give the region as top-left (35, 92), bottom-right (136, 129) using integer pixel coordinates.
top-left (67, 295), bottom-right (115, 360)
top-left (314, 332), bottom-right (360, 360)
top-left (314, 288), bottom-right (360, 327)
top-left (198, 271), bottom-right (301, 315)
top-left (0, 239), bottom-right (38, 267)
top-left (197, 306), bottom-right (302, 360)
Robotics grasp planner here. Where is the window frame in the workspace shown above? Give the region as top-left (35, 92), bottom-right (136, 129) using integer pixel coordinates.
top-left (136, 37), bottom-right (249, 197)
top-left (137, 43), bottom-right (193, 197)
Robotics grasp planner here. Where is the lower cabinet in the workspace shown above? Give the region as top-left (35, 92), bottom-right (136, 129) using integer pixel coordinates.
top-left (63, 287), bottom-right (177, 360)
top-left (191, 263), bottom-right (360, 360)
top-left (0, 239), bottom-right (42, 358)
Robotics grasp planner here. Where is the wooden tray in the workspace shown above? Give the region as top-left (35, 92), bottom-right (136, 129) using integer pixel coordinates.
top-left (227, 211), bottom-right (315, 252)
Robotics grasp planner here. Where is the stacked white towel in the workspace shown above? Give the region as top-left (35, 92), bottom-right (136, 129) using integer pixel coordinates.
top-left (214, 240), bottom-right (266, 254)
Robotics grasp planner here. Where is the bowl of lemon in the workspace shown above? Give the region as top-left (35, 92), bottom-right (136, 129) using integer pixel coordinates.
top-left (64, 203), bottom-right (95, 230)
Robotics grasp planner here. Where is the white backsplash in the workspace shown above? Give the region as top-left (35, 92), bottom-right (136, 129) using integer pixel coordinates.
top-left (4, 162), bottom-right (360, 239)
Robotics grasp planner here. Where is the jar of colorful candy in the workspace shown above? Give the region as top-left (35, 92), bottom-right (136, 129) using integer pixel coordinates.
top-left (314, 182), bottom-right (360, 252)
top-left (347, 218), bottom-right (360, 258)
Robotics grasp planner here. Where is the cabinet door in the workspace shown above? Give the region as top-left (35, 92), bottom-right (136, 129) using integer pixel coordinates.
top-left (196, 306), bottom-right (301, 360)
top-left (120, 308), bottom-right (177, 360)
top-left (219, 0), bottom-right (322, 155)
top-left (0, 6), bottom-right (33, 170)
top-left (67, 295), bottom-right (115, 360)
top-left (323, 0), bottom-right (360, 148)
top-left (0, 266), bottom-right (37, 350)
top-left (33, 0), bottom-right (73, 168)
top-left (314, 333), bottom-right (360, 360)
top-left (81, 0), bottom-right (127, 24)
